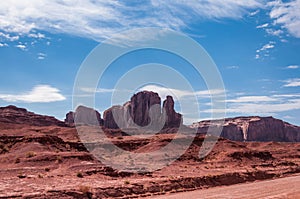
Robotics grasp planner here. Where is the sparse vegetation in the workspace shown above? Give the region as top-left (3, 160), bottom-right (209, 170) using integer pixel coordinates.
top-left (65, 143), bottom-right (71, 151)
top-left (0, 144), bottom-right (9, 153)
top-left (17, 173), bottom-right (26, 179)
top-left (26, 151), bottom-right (36, 158)
top-left (78, 185), bottom-right (91, 194)
top-left (77, 172), bottom-right (83, 178)
top-left (15, 158), bottom-right (20, 164)
top-left (56, 155), bottom-right (63, 163)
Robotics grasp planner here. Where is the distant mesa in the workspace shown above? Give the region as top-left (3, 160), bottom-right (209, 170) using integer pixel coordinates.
top-left (65, 105), bottom-right (103, 126)
top-left (191, 116), bottom-right (300, 142)
top-left (0, 105), bottom-right (66, 127)
top-left (0, 91), bottom-right (299, 142)
top-left (67, 91), bottom-right (183, 130)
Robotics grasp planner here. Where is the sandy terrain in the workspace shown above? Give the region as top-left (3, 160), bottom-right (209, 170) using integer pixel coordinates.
top-left (150, 174), bottom-right (300, 199)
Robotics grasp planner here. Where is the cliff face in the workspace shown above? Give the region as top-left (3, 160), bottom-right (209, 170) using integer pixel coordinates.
top-left (191, 116), bottom-right (300, 142)
top-left (0, 105), bottom-right (66, 127)
top-left (65, 106), bottom-right (103, 126)
top-left (163, 96), bottom-right (182, 128)
top-left (103, 91), bottom-right (182, 130)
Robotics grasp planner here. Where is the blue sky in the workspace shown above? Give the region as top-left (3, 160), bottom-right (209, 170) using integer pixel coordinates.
top-left (0, 0), bottom-right (300, 125)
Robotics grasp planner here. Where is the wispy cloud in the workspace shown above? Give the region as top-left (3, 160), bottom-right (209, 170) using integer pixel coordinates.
top-left (268, 0), bottom-right (300, 38)
top-left (283, 78), bottom-right (300, 87)
top-left (139, 85), bottom-right (225, 100)
top-left (204, 93), bottom-right (300, 115)
top-left (0, 32), bottom-right (19, 41)
top-left (226, 65), bottom-right (239, 69)
top-left (256, 23), bottom-right (269, 29)
top-left (15, 43), bottom-right (27, 51)
top-left (0, 42), bottom-right (8, 47)
top-left (37, 53), bottom-right (47, 60)
top-left (0, 85), bottom-right (66, 103)
top-left (226, 96), bottom-right (277, 103)
top-left (255, 41), bottom-right (275, 59)
top-left (265, 28), bottom-right (284, 37)
top-left (80, 87), bottom-right (115, 93)
top-left (0, 0), bottom-right (262, 42)
top-left (286, 65), bottom-right (299, 69)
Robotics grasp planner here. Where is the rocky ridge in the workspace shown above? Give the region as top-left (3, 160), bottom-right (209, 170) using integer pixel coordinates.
top-left (191, 116), bottom-right (300, 142)
top-left (0, 105), bottom-right (66, 127)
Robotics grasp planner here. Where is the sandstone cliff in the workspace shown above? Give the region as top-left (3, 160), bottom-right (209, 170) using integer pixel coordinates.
top-left (65, 105), bottom-right (103, 126)
top-left (191, 116), bottom-right (300, 142)
top-left (103, 91), bottom-right (182, 130)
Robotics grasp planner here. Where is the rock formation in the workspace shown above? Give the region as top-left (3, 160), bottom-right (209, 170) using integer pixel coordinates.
top-left (103, 91), bottom-right (182, 130)
top-left (65, 105), bottom-right (103, 126)
top-left (0, 105), bottom-right (66, 127)
top-left (191, 116), bottom-right (300, 142)
top-left (163, 96), bottom-right (182, 128)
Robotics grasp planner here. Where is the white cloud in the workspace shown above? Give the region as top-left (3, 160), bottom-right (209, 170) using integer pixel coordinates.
top-left (0, 42), bottom-right (8, 47)
top-left (37, 53), bottom-right (47, 60)
top-left (28, 32), bottom-right (45, 39)
top-left (256, 23), bottom-right (269, 29)
top-left (266, 28), bottom-right (284, 36)
top-left (15, 44), bottom-right (27, 50)
top-left (255, 41), bottom-right (275, 59)
top-left (80, 87), bottom-right (115, 93)
top-left (0, 32), bottom-right (19, 41)
top-left (283, 78), bottom-right (300, 87)
top-left (0, 85), bottom-right (66, 103)
top-left (204, 92), bottom-right (300, 115)
top-left (0, 0), bottom-right (262, 42)
top-left (226, 65), bottom-right (239, 69)
top-left (260, 42), bottom-right (275, 51)
top-left (139, 85), bottom-right (225, 100)
top-left (269, 0), bottom-right (300, 38)
top-left (226, 96), bottom-right (277, 103)
top-left (286, 65), bottom-right (299, 69)
top-left (250, 10), bottom-right (260, 16)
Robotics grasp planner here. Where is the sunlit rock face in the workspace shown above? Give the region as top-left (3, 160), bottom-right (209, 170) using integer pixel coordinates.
top-left (192, 116), bottom-right (300, 142)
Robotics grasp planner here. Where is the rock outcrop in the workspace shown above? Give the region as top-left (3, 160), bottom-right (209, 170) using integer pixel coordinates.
top-left (191, 116), bottom-right (300, 142)
top-left (104, 91), bottom-right (182, 130)
top-left (130, 91), bottom-right (161, 127)
top-left (65, 105), bottom-right (103, 126)
top-left (0, 105), bottom-right (66, 127)
top-left (163, 96), bottom-right (182, 128)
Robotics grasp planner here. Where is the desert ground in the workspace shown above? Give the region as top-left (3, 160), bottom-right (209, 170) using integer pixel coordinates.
top-left (1, 122), bottom-right (300, 198)
top-left (151, 174), bottom-right (300, 199)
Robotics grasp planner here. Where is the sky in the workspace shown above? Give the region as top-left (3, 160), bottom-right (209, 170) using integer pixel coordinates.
top-left (0, 0), bottom-right (300, 125)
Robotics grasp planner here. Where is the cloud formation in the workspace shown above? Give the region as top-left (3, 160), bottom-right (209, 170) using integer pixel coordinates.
top-left (0, 0), bottom-right (262, 41)
top-left (283, 78), bottom-right (300, 87)
top-left (269, 0), bottom-right (300, 38)
top-left (204, 93), bottom-right (300, 115)
top-left (0, 85), bottom-right (66, 103)
top-left (255, 41), bottom-right (275, 59)
top-left (286, 65), bottom-right (299, 69)
top-left (139, 85), bottom-right (225, 101)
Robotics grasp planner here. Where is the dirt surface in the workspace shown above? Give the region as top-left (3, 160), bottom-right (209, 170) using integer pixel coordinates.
top-left (150, 174), bottom-right (300, 199)
top-left (0, 123), bottom-right (300, 198)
